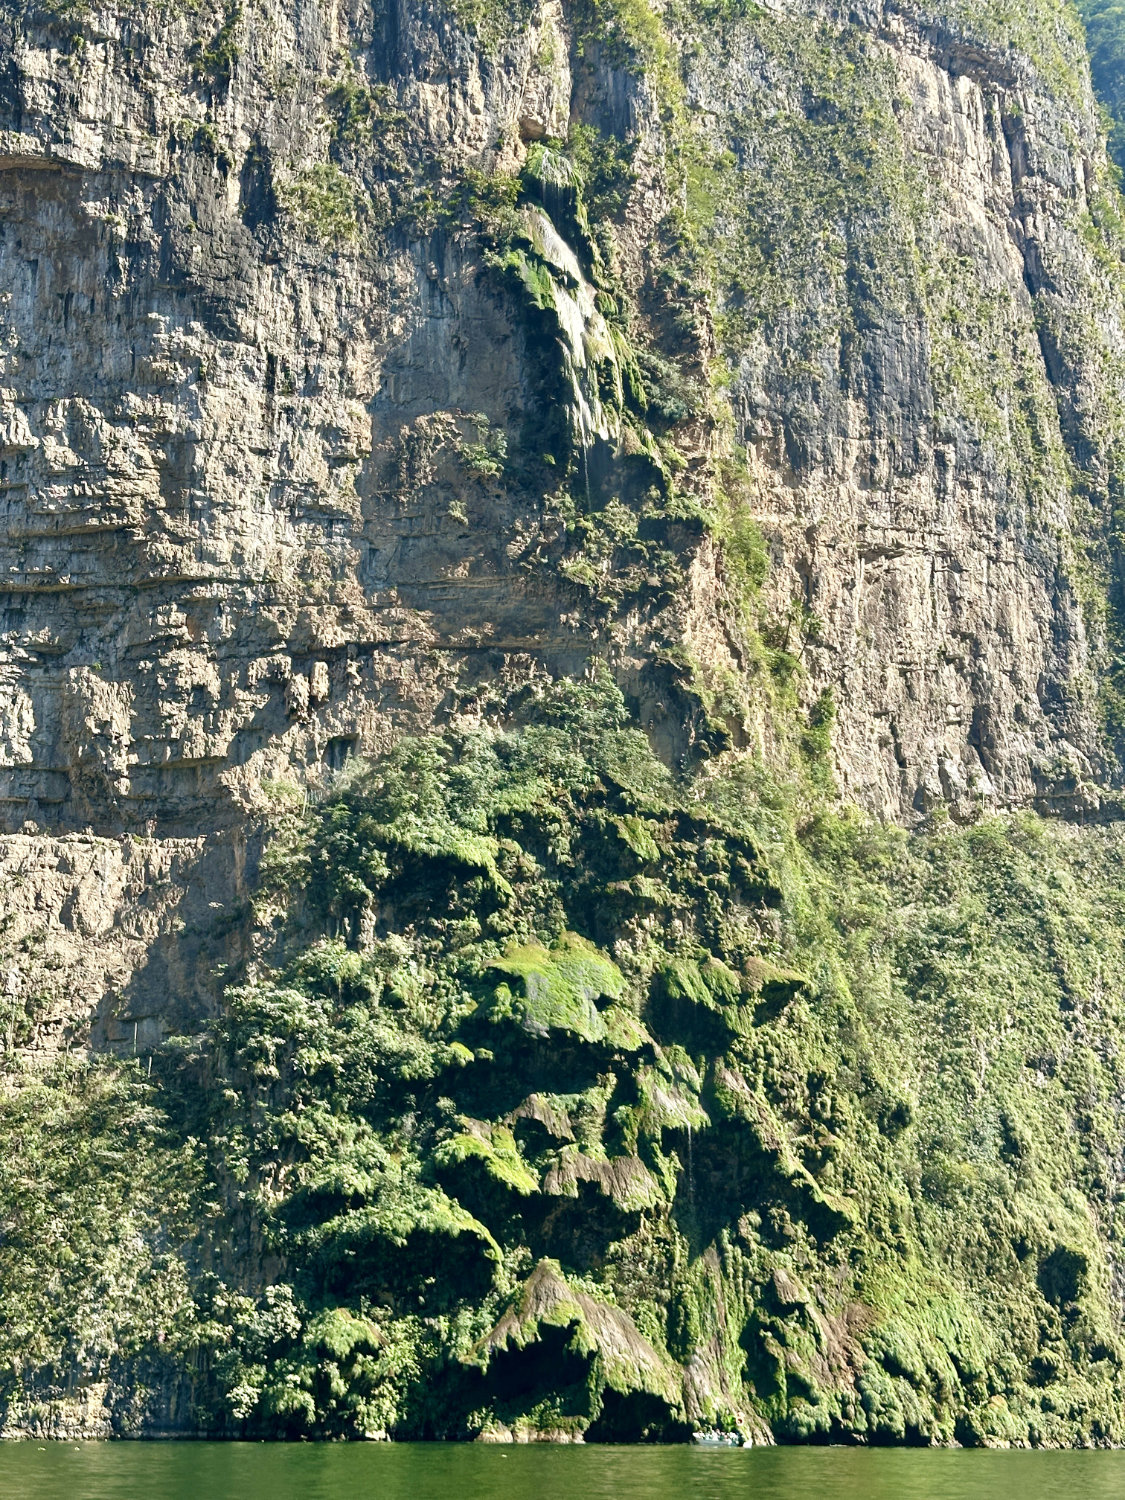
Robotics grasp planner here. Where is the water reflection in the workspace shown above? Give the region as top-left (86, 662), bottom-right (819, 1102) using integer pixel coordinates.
top-left (0, 1442), bottom-right (1121, 1500)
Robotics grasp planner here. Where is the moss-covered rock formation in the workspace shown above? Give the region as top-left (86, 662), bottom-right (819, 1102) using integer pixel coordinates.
top-left (8, 677), bottom-right (1125, 1443)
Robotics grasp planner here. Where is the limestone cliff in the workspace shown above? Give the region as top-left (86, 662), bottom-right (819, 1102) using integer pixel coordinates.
top-left (1, 0), bottom-right (1122, 834)
top-left (0, 0), bottom-right (1116, 1045)
top-left (4, 0), bottom-right (1125, 1448)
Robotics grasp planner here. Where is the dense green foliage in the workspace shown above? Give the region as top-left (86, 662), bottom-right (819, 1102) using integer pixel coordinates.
top-left (1078, 0), bottom-right (1125, 169)
top-left (8, 679), bottom-right (1124, 1441)
top-left (0, 1061), bottom-right (201, 1431)
top-left (184, 682), bottom-right (1125, 1444)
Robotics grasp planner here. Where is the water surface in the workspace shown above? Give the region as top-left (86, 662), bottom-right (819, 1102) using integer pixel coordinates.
top-left (0, 1443), bottom-right (1122, 1500)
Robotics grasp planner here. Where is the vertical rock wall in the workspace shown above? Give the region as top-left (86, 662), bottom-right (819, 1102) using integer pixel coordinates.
top-left (0, 0), bottom-right (1123, 1040)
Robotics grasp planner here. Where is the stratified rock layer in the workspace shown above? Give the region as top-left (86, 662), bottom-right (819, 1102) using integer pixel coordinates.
top-left (0, 0), bottom-right (1122, 1041)
top-left (0, 0), bottom-right (1121, 844)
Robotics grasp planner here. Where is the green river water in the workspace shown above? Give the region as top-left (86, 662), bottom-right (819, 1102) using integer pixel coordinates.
top-left (0, 1444), bottom-right (1121, 1500)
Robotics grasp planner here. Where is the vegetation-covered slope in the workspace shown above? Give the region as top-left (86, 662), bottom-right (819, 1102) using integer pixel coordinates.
top-left (1078, 0), bottom-right (1125, 169)
top-left (8, 677), bottom-right (1125, 1443)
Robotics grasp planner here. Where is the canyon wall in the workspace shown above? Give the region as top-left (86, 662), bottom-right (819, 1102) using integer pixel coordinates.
top-left (5, 0), bottom-right (1125, 1445)
top-left (2, 0), bottom-right (1124, 1042)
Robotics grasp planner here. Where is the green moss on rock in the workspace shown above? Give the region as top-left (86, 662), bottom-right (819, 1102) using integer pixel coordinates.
top-left (485, 934), bottom-right (624, 1042)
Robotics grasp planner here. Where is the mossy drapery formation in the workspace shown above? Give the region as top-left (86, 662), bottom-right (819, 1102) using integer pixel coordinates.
top-left (9, 679), bottom-right (1125, 1443)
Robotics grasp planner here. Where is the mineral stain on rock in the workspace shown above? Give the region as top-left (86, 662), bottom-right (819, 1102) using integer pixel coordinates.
top-left (4, 0), bottom-right (1125, 1448)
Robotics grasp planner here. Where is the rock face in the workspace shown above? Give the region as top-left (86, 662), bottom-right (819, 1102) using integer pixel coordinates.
top-left (0, 0), bottom-right (678, 845)
top-left (690, 3), bottom-right (1125, 823)
top-left (0, 0), bottom-right (1121, 848)
top-left (0, 826), bottom-right (257, 1051)
top-left (2, 0), bottom-right (1123, 1033)
top-left (5, 0), bottom-right (1125, 1448)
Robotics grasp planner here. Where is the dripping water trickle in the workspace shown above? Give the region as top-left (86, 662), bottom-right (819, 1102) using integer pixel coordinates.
top-left (685, 1120), bottom-right (695, 1220)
